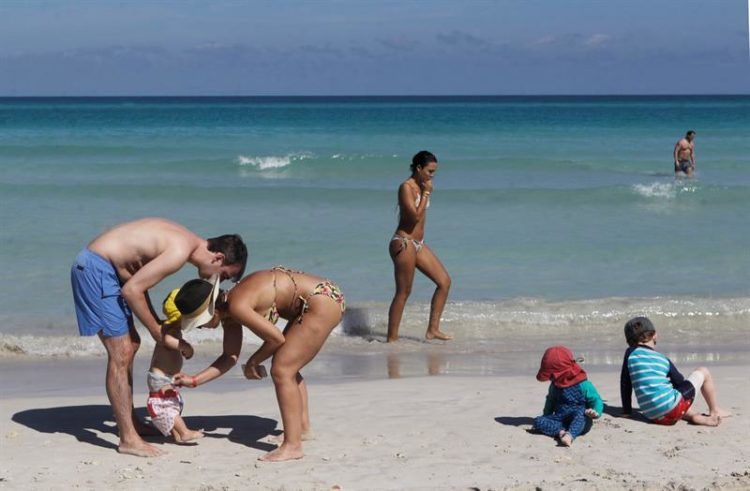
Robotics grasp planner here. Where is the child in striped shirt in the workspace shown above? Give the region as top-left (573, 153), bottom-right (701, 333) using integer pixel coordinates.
top-left (620, 316), bottom-right (730, 426)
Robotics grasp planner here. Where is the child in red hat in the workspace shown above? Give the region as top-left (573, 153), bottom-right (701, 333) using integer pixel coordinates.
top-left (533, 346), bottom-right (603, 446)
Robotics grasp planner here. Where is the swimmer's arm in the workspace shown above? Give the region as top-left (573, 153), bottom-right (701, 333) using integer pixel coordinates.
top-left (673, 142), bottom-right (681, 168)
top-left (121, 247), bottom-right (189, 343)
top-left (175, 320), bottom-right (242, 387)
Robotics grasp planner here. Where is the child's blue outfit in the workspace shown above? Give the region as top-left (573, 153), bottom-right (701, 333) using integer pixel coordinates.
top-left (534, 380), bottom-right (603, 439)
top-left (532, 345), bottom-right (604, 441)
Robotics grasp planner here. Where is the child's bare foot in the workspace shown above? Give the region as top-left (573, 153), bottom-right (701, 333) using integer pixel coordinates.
top-left (174, 429), bottom-right (205, 443)
top-left (268, 430), bottom-right (314, 445)
top-left (425, 330), bottom-right (453, 341)
top-left (686, 413), bottom-right (721, 426)
top-left (710, 408), bottom-right (732, 418)
top-left (558, 431), bottom-right (573, 447)
top-left (258, 443), bottom-right (304, 462)
top-left (118, 439), bottom-right (164, 457)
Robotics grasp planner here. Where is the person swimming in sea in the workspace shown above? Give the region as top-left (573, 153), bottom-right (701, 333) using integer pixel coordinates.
top-left (674, 130), bottom-right (696, 177)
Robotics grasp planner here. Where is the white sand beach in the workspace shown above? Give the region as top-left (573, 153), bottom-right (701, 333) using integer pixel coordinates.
top-left (2, 361), bottom-right (748, 490)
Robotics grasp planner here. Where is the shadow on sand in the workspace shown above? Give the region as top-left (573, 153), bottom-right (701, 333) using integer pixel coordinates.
top-left (12, 405), bottom-right (278, 452)
top-left (494, 416), bottom-right (536, 427)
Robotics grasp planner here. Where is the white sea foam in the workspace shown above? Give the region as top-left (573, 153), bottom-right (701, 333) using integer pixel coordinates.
top-left (236, 152), bottom-right (312, 170)
top-left (632, 182), bottom-right (677, 199)
top-left (632, 182), bottom-right (701, 199)
top-left (3, 296), bottom-right (747, 358)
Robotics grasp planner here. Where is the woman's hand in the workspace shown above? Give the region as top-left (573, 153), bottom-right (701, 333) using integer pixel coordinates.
top-left (421, 178), bottom-right (433, 194)
top-left (242, 362), bottom-right (268, 380)
top-left (173, 372), bottom-right (199, 388)
top-left (178, 339), bottom-right (194, 359)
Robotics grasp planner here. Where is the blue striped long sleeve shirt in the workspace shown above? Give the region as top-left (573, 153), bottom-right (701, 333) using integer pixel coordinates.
top-left (620, 345), bottom-right (685, 420)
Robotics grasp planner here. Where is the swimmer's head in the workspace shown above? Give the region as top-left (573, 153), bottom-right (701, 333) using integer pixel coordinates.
top-left (624, 316), bottom-right (656, 347)
top-left (685, 130), bottom-right (696, 141)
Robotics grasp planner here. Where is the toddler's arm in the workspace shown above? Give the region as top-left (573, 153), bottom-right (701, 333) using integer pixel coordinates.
top-left (542, 384), bottom-right (555, 415)
top-left (581, 380), bottom-right (604, 418)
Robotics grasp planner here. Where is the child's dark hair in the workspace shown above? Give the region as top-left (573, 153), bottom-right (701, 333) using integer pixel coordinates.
top-left (410, 150), bottom-right (437, 175)
top-left (624, 316), bottom-right (656, 347)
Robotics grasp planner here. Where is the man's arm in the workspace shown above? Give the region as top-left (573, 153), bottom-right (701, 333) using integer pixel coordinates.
top-left (673, 142), bottom-right (681, 170)
top-left (120, 247), bottom-right (190, 343)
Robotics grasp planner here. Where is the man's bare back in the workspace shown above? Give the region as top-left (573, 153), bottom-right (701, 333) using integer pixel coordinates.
top-left (88, 218), bottom-right (201, 283)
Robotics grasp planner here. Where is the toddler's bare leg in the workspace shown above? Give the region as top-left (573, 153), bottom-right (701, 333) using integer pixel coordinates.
top-left (171, 416), bottom-right (204, 443)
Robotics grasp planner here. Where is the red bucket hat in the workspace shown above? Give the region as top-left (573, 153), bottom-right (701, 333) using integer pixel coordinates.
top-left (536, 346), bottom-right (587, 388)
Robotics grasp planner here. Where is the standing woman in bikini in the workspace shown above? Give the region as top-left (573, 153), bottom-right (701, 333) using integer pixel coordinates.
top-left (173, 267), bottom-right (345, 462)
top-left (387, 150), bottom-right (452, 342)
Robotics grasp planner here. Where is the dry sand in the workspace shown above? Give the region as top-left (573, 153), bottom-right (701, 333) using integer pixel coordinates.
top-left (1, 363), bottom-right (748, 490)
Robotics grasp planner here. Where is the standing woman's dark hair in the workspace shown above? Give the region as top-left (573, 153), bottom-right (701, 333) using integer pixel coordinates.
top-left (410, 150), bottom-right (437, 175)
top-left (387, 150), bottom-right (452, 342)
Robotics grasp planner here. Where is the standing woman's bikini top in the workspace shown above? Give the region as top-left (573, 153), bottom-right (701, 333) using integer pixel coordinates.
top-left (415, 193), bottom-right (430, 209)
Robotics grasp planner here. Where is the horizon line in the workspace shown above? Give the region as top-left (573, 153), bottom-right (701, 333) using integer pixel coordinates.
top-left (1, 93), bottom-right (749, 99)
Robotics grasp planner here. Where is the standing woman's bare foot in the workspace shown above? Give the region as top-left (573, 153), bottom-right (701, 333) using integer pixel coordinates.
top-left (426, 330), bottom-right (453, 341)
top-left (118, 439), bottom-right (164, 457)
top-left (268, 430), bottom-right (314, 445)
top-left (259, 443), bottom-right (304, 462)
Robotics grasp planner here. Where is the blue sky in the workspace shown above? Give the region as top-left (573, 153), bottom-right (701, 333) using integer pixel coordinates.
top-left (0, 0), bottom-right (748, 95)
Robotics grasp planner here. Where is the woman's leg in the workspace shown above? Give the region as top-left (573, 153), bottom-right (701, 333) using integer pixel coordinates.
top-left (415, 245), bottom-right (452, 340)
top-left (262, 300), bottom-right (341, 462)
top-left (387, 240), bottom-right (417, 342)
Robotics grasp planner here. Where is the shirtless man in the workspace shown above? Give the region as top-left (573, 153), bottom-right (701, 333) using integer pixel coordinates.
top-left (674, 130), bottom-right (696, 177)
top-left (70, 218), bottom-right (247, 457)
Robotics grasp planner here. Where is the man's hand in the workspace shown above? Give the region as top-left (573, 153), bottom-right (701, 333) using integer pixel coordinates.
top-left (179, 339), bottom-right (194, 359)
top-left (585, 408), bottom-right (599, 419)
top-left (242, 362), bottom-right (267, 380)
top-left (173, 372), bottom-right (198, 388)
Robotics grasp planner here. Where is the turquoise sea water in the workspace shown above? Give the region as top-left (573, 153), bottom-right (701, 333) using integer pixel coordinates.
top-left (1, 96), bottom-right (748, 349)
